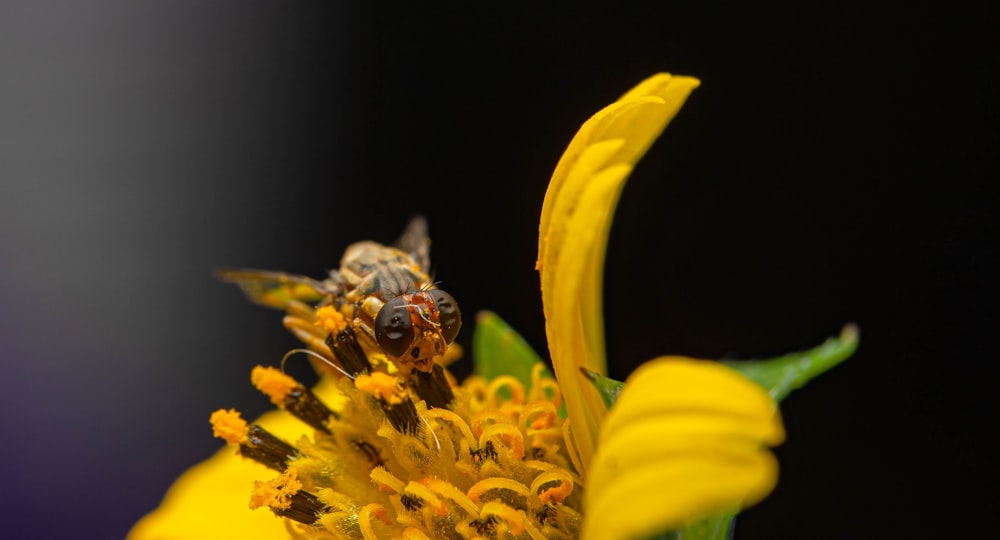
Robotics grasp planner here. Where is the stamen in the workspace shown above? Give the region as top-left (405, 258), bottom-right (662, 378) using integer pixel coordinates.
top-left (314, 305), bottom-right (347, 333)
top-left (251, 365), bottom-right (297, 404)
top-left (462, 514), bottom-right (499, 537)
top-left (355, 372), bottom-right (405, 405)
top-left (423, 409), bottom-right (478, 451)
top-left (400, 527), bottom-right (433, 540)
top-left (479, 424), bottom-right (525, 460)
top-left (249, 468), bottom-right (328, 525)
top-left (470, 410), bottom-right (515, 438)
top-left (352, 439), bottom-right (384, 467)
top-left (479, 501), bottom-right (525, 535)
top-left (530, 469), bottom-right (575, 504)
top-left (467, 477), bottom-right (531, 504)
top-left (210, 409), bottom-right (299, 471)
top-left (487, 375), bottom-right (527, 407)
top-left (354, 371), bottom-right (422, 433)
top-left (423, 478), bottom-right (480, 516)
top-left (326, 327), bottom-right (371, 375)
top-left (251, 365), bottom-right (337, 434)
top-left (241, 424), bottom-right (300, 471)
top-left (400, 493), bottom-right (423, 512)
top-left (210, 408), bottom-right (249, 445)
top-left (410, 364), bottom-right (455, 409)
top-left (529, 363), bottom-right (563, 408)
top-left (522, 513), bottom-right (549, 540)
top-left (471, 440), bottom-right (498, 462)
top-left (520, 401), bottom-right (559, 433)
top-left (358, 503), bottom-right (392, 540)
top-left (384, 401), bottom-right (421, 437)
top-left (403, 481), bottom-right (448, 517)
top-left (370, 466), bottom-right (406, 494)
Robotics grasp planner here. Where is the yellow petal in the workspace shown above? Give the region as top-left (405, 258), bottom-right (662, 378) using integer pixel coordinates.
top-left (536, 73), bottom-right (700, 474)
top-left (583, 358), bottom-right (784, 540)
top-left (129, 378), bottom-right (343, 540)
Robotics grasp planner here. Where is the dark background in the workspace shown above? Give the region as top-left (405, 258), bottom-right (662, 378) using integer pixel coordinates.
top-left (1, 2), bottom-right (995, 538)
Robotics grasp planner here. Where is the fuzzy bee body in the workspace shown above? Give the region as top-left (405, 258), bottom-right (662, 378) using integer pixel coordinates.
top-left (218, 217), bottom-right (461, 376)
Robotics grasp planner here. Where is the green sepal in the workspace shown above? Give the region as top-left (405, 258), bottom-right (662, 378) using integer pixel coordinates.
top-left (644, 512), bottom-right (736, 540)
top-left (723, 324), bottom-right (859, 402)
top-left (580, 367), bottom-right (625, 409)
top-left (472, 311), bottom-right (552, 397)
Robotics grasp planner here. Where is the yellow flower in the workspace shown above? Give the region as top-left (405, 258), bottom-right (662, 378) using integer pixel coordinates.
top-left (536, 73), bottom-right (784, 539)
top-left (130, 73), bottom-right (784, 540)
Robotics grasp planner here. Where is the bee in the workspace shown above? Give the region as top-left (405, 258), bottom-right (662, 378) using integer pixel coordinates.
top-left (217, 217), bottom-right (461, 382)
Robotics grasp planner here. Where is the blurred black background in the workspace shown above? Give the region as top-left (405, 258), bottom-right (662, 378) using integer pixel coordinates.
top-left (1, 2), bottom-right (996, 538)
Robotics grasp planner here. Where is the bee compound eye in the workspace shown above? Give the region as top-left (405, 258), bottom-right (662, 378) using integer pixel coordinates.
top-left (375, 297), bottom-right (414, 357)
top-left (429, 289), bottom-right (462, 343)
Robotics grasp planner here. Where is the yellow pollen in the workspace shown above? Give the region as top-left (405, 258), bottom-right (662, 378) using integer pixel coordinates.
top-left (355, 372), bottom-right (405, 405)
top-left (314, 305), bottom-right (347, 333)
top-left (248, 468), bottom-right (302, 511)
top-left (520, 401), bottom-right (559, 432)
top-left (209, 408), bottom-right (248, 445)
top-left (530, 469), bottom-right (575, 504)
top-left (250, 365), bottom-right (297, 405)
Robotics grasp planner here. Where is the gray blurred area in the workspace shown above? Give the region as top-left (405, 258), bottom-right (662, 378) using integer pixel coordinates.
top-left (1, 2), bottom-right (996, 539)
top-left (1, 2), bottom-right (353, 537)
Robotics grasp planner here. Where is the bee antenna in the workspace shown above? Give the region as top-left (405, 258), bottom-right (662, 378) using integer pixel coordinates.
top-left (280, 348), bottom-right (355, 380)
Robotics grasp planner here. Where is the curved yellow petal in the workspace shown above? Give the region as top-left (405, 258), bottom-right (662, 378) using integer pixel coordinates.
top-left (536, 73), bottom-right (700, 474)
top-left (583, 358), bottom-right (784, 540)
top-left (129, 378), bottom-right (343, 540)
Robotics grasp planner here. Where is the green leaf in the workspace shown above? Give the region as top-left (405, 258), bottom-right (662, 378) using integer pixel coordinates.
top-left (722, 324), bottom-right (859, 402)
top-left (676, 513), bottom-right (736, 540)
top-left (580, 367), bottom-right (625, 409)
top-left (472, 311), bottom-right (551, 393)
top-left (642, 512), bottom-right (735, 540)
top-left (594, 327), bottom-right (857, 540)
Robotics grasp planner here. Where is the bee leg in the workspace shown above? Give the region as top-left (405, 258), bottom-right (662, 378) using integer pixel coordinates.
top-left (411, 364), bottom-right (455, 409)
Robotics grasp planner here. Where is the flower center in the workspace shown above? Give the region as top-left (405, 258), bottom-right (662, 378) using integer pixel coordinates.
top-left (212, 360), bottom-right (583, 539)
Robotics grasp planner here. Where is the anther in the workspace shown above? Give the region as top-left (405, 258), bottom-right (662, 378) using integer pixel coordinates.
top-left (382, 398), bottom-right (421, 434)
top-left (252, 365), bottom-right (338, 434)
top-left (352, 439), bottom-right (384, 467)
top-left (410, 364), bottom-right (455, 410)
top-left (271, 489), bottom-right (328, 525)
top-left (210, 409), bottom-right (300, 471)
top-left (400, 493), bottom-right (423, 512)
top-left (242, 425), bottom-right (301, 471)
top-left (249, 468), bottom-right (329, 525)
top-left (326, 327), bottom-right (371, 376)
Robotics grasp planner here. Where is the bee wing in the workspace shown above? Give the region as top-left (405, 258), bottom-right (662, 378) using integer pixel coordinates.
top-left (215, 268), bottom-right (333, 310)
top-left (395, 215), bottom-right (431, 272)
